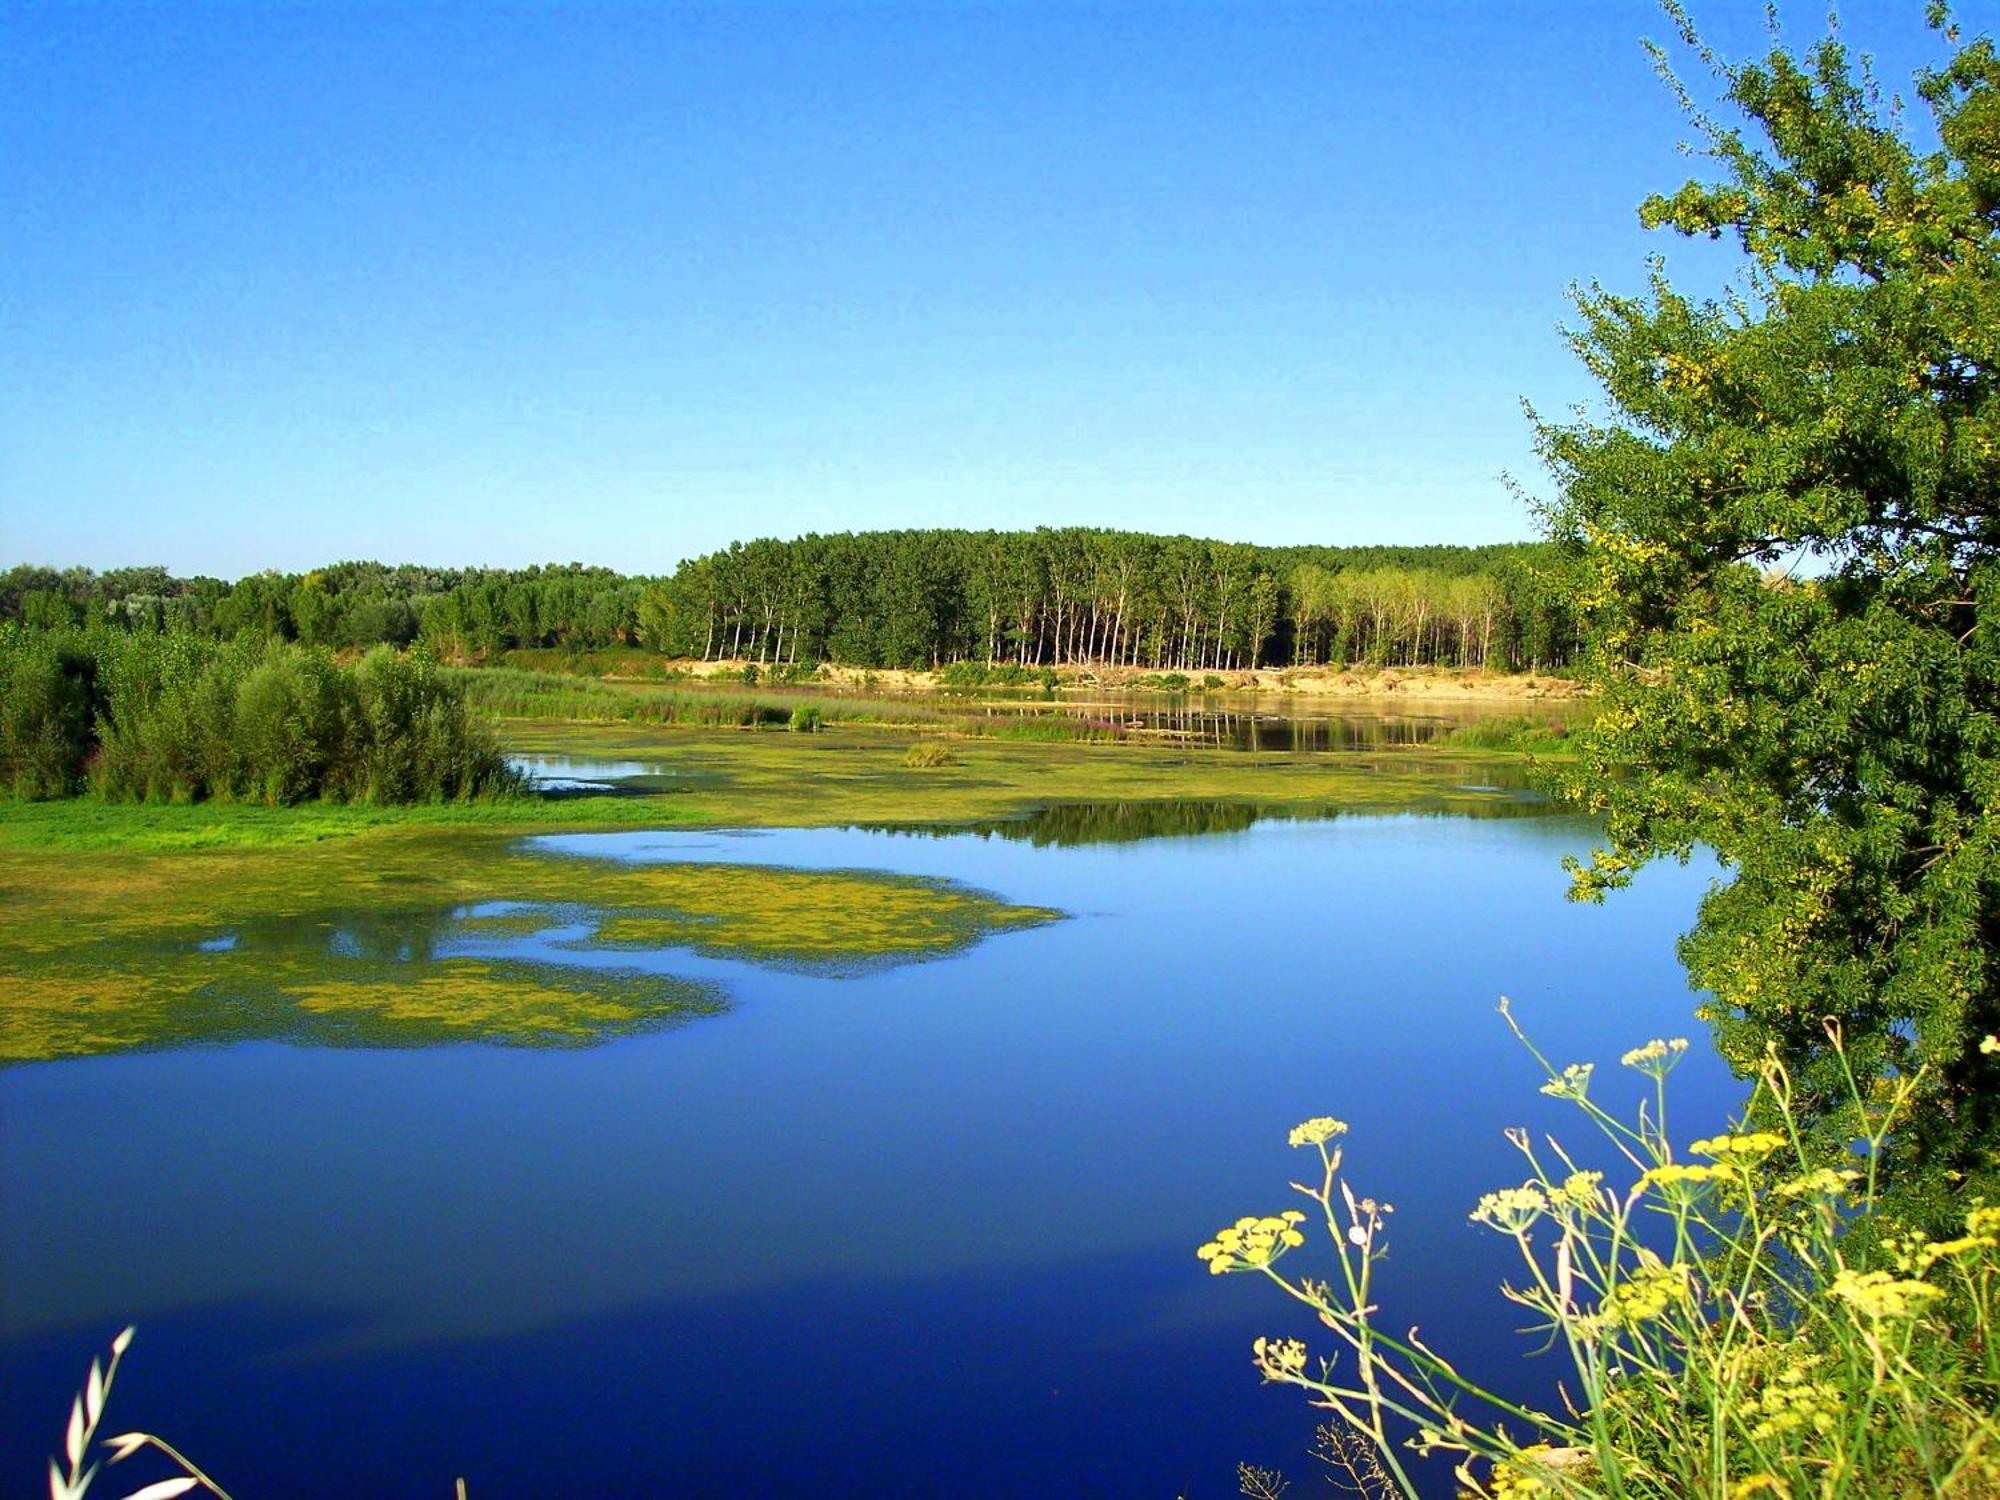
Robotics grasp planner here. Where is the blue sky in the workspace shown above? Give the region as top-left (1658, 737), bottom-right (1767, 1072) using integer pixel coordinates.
top-left (0, 1), bottom-right (1951, 577)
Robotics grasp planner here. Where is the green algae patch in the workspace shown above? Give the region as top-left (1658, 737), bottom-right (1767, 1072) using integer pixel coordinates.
top-left (0, 827), bottom-right (1055, 1064)
top-left (0, 720), bottom-right (1541, 1065)
top-left (576, 868), bottom-right (1052, 972)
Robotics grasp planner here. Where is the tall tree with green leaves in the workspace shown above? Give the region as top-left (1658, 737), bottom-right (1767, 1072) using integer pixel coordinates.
top-left (1544, 4), bottom-right (1999, 1207)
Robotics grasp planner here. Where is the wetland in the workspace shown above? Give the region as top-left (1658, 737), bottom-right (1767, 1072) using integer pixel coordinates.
top-left (0, 708), bottom-right (1731, 1497)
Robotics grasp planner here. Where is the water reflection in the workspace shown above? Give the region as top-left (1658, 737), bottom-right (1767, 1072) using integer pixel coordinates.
top-left (861, 793), bottom-right (1543, 848)
top-left (961, 697), bottom-right (1575, 752)
top-left (1, 816), bottom-right (1727, 1500)
top-left (506, 754), bottom-right (674, 793)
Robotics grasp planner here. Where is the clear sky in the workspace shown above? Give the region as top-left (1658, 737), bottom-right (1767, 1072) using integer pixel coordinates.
top-left (0, 1), bottom-right (1950, 578)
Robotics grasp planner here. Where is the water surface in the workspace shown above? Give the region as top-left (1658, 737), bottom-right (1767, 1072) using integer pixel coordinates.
top-left (1, 809), bottom-right (1730, 1498)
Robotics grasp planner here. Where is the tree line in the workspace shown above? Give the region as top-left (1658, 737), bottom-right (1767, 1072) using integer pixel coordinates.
top-left (3, 531), bottom-right (1584, 673)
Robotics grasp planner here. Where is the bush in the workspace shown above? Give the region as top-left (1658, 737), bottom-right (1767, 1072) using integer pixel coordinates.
top-left (1203, 1006), bottom-right (2000, 1496)
top-left (788, 705), bottom-right (823, 733)
top-left (904, 740), bottom-right (957, 767)
top-left (0, 626), bottom-right (99, 797)
top-left (1, 628), bottom-right (515, 805)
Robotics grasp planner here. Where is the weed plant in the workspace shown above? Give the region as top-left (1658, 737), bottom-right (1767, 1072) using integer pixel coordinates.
top-left (1202, 1005), bottom-right (2000, 1497)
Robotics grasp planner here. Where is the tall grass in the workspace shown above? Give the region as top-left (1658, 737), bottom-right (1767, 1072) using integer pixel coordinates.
top-left (1204, 1006), bottom-right (2000, 1497)
top-left (1440, 715), bottom-right (1573, 753)
top-left (453, 667), bottom-right (948, 728)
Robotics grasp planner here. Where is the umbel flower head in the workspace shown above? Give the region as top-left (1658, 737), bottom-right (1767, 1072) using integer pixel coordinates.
top-left (1288, 1117), bottom-right (1347, 1148)
top-left (1620, 1037), bottom-right (1690, 1079)
top-left (1197, 1212), bottom-right (1308, 1274)
top-left (1471, 1184), bottom-right (1549, 1235)
top-left (1539, 1062), bottom-right (1594, 1101)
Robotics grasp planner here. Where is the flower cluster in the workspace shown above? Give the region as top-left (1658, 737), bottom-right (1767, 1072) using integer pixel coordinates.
top-left (1557, 1170), bottom-right (1605, 1209)
top-left (1197, 1211), bottom-right (1307, 1274)
top-left (1287, 1116), bottom-right (1347, 1148)
top-left (1739, 1357), bottom-right (1842, 1442)
top-left (1829, 1267), bottom-right (1943, 1321)
top-left (1691, 1131), bottom-right (1785, 1163)
top-left (1640, 1161), bottom-right (1720, 1190)
top-left (1601, 1253), bottom-right (1687, 1329)
top-left (1773, 1166), bottom-right (1860, 1201)
top-left (1620, 1036), bottom-right (1690, 1078)
top-left (1471, 1184), bottom-right (1549, 1234)
top-left (1251, 1335), bottom-right (1309, 1381)
top-left (1539, 1062), bottom-right (1594, 1101)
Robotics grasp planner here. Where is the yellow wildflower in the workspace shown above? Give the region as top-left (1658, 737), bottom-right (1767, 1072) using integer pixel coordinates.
top-left (1288, 1116), bottom-right (1347, 1148)
top-left (1641, 1162), bottom-right (1720, 1189)
top-left (1729, 1473), bottom-right (1791, 1496)
top-left (1620, 1037), bottom-right (1691, 1078)
top-left (1740, 1362), bottom-right (1842, 1442)
top-left (1830, 1267), bottom-right (1943, 1320)
top-left (1471, 1184), bottom-right (1550, 1234)
top-left (1691, 1131), bottom-right (1785, 1162)
top-left (1559, 1170), bottom-right (1605, 1208)
top-left (1602, 1252), bottom-right (1687, 1329)
top-left (1197, 1212), bottom-right (1308, 1274)
top-left (1774, 1167), bottom-right (1859, 1199)
top-left (1251, 1335), bottom-right (1309, 1381)
top-left (1539, 1062), bottom-right (1594, 1100)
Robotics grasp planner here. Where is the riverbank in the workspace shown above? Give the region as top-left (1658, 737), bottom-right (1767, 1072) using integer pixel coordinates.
top-left (500, 648), bottom-right (1585, 705)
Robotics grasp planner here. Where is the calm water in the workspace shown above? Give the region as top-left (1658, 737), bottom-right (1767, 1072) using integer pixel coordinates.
top-left (0, 807), bottom-right (1732, 1498)
top-left (934, 690), bottom-right (1577, 752)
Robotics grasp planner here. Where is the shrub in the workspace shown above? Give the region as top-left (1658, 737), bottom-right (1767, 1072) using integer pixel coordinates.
top-left (788, 705), bottom-right (823, 733)
top-left (1, 629), bottom-right (514, 806)
top-left (904, 740), bottom-right (957, 767)
top-left (1202, 1005), bottom-right (2000, 1497)
top-left (0, 626), bottom-right (100, 797)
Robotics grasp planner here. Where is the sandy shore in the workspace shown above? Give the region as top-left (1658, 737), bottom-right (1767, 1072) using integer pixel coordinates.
top-left (660, 660), bottom-right (1585, 702)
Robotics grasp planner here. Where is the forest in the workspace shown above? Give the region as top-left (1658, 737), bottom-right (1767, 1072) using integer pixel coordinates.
top-left (0, 530), bottom-right (1583, 674)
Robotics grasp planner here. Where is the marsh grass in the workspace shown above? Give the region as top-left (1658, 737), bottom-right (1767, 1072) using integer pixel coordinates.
top-left (452, 667), bottom-right (948, 729)
top-left (1204, 1008), bottom-right (2000, 1497)
top-left (1441, 716), bottom-right (1576, 754)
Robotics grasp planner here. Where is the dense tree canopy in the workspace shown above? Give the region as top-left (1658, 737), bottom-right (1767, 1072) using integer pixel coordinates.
top-left (1547, 7), bottom-right (2000, 1203)
top-left (2, 533), bottom-right (1584, 674)
top-left (634, 530), bottom-right (1580, 672)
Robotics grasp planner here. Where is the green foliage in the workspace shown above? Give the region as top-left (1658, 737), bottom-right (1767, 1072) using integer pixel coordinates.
top-left (787, 705), bottom-right (823, 733)
top-left (1206, 1010), bottom-right (2000, 1498)
top-left (0, 627), bottom-right (515, 805)
top-left (903, 740), bottom-right (957, 767)
top-left (1541, 9), bottom-right (2000, 1205)
top-left (1442, 715), bottom-right (1574, 754)
top-left (4, 537), bottom-right (1584, 678)
top-left (636, 528), bottom-right (1580, 673)
top-left (450, 667), bottom-right (931, 730)
top-left (0, 628), bottom-right (100, 797)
